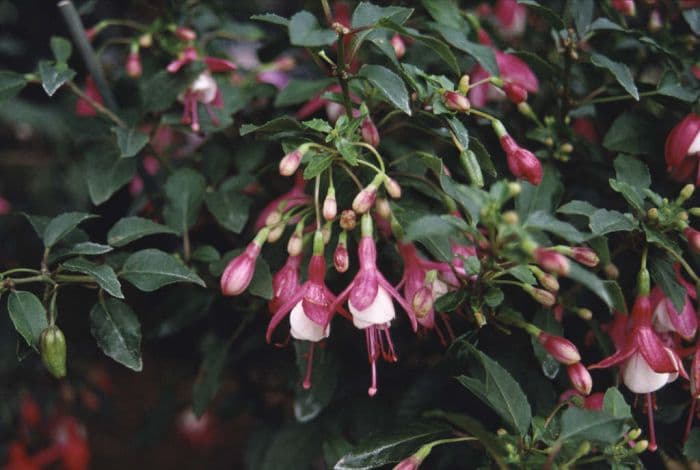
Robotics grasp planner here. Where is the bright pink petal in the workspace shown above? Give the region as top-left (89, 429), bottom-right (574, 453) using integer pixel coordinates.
top-left (636, 326), bottom-right (678, 373)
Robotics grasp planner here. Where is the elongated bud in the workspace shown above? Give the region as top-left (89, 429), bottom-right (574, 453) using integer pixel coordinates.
top-left (390, 34), bottom-right (406, 59)
top-left (412, 287), bottom-right (434, 318)
top-left (352, 177), bottom-right (381, 213)
top-left (376, 198), bottom-right (391, 219)
top-left (139, 33), bottom-right (153, 48)
top-left (41, 326), bottom-right (67, 378)
top-left (279, 149), bottom-right (303, 176)
top-left (571, 247), bottom-right (599, 267)
top-left (267, 223), bottom-right (285, 243)
top-left (628, 428), bottom-right (642, 441)
top-left (384, 177), bottom-right (401, 199)
top-left (525, 285), bottom-right (556, 307)
top-left (577, 308), bottom-right (593, 321)
top-left (604, 263), bottom-right (619, 279)
top-left (340, 210), bottom-right (357, 231)
top-left (538, 271), bottom-right (560, 293)
top-left (637, 267), bottom-right (650, 296)
top-left (175, 26), bottom-right (197, 41)
top-left (126, 51), bottom-right (142, 78)
top-left (648, 9), bottom-right (662, 32)
top-left (265, 210), bottom-right (282, 227)
top-left (287, 231), bottom-right (303, 256)
top-left (684, 227), bottom-right (700, 253)
top-left (690, 207), bottom-right (700, 217)
top-left (534, 248), bottom-right (570, 276)
top-left (334, 236), bottom-right (349, 272)
top-left (459, 150), bottom-right (484, 187)
top-left (322, 221), bottom-right (332, 244)
top-left (443, 91), bottom-right (471, 112)
top-left (502, 210), bottom-right (519, 225)
top-left (361, 117), bottom-right (380, 147)
top-left (220, 229), bottom-right (267, 296)
top-left (393, 455), bottom-right (423, 470)
top-left (503, 81), bottom-right (527, 104)
top-left (633, 440), bottom-right (649, 454)
top-left (457, 75), bottom-right (470, 94)
top-left (538, 332), bottom-right (581, 365)
top-left (323, 187), bottom-right (337, 221)
top-left (567, 362), bottom-right (593, 395)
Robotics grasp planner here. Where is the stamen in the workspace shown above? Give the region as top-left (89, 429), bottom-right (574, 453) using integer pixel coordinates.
top-left (381, 326), bottom-right (398, 362)
top-left (646, 393), bottom-right (658, 452)
top-left (204, 103), bottom-right (220, 126)
top-left (302, 342), bottom-right (315, 390)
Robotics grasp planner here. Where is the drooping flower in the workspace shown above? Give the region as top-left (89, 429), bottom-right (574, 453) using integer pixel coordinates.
top-left (495, 123), bottom-right (543, 185)
top-left (665, 113), bottom-right (700, 186)
top-left (538, 332), bottom-right (581, 365)
top-left (220, 228), bottom-right (268, 296)
top-left (332, 216), bottom-right (418, 395)
top-left (269, 255), bottom-right (302, 314)
top-left (493, 0), bottom-right (527, 39)
top-left (650, 285), bottom-right (697, 341)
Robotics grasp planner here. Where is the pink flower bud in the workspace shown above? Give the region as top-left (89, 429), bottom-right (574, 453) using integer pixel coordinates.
top-left (323, 194), bottom-right (337, 221)
top-left (175, 26), bottom-right (197, 42)
top-left (500, 135), bottom-right (543, 186)
top-left (279, 149), bottom-right (303, 176)
top-left (352, 185), bottom-right (378, 214)
top-left (267, 224), bottom-right (285, 243)
top-left (538, 332), bottom-right (581, 365)
top-left (361, 117), bottom-right (380, 147)
top-left (538, 272), bottom-right (560, 293)
top-left (384, 177), bottom-right (401, 199)
top-left (572, 247), bottom-right (599, 267)
top-left (220, 241), bottom-right (261, 296)
top-left (648, 9), bottom-right (662, 32)
top-left (503, 81), bottom-right (527, 104)
top-left (0, 196), bottom-right (10, 215)
top-left (567, 362), bottom-right (593, 396)
top-left (528, 286), bottom-right (556, 307)
top-left (665, 114), bottom-right (700, 186)
top-left (334, 242), bottom-right (349, 273)
top-left (534, 248), bottom-right (570, 276)
top-left (375, 198), bottom-right (391, 219)
top-left (611, 0), bottom-right (636, 16)
top-left (390, 34), bottom-right (406, 59)
top-left (583, 392), bottom-right (605, 410)
top-left (412, 287), bottom-right (434, 319)
top-left (129, 176), bottom-right (144, 196)
top-left (685, 227), bottom-right (700, 253)
top-left (287, 232), bottom-right (303, 256)
top-left (265, 210), bottom-right (282, 227)
top-left (393, 455), bottom-right (422, 470)
top-left (340, 210), bottom-right (357, 231)
top-left (126, 52), bottom-right (142, 78)
top-left (443, 91), bottom-right (471, 112)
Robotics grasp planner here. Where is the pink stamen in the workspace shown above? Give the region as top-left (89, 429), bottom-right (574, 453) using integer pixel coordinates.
top-left (204, 103), bottom-right (220, 126)
top-left (366, 327), bottom-right (379, 396)
top-left (647, 393), bottom-right (658, 452)
top-left (190, 97), bottom-right (201, 132)
top-left (381, 327), bottom-right (398, 362)
top-left (303, 342), bottom-right (315, 389)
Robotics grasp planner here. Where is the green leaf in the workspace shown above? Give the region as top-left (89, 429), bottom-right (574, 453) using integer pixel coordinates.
top-left (90, 299), bottom-right (142, 371)
top-left (657, 72), bottom-right (700, 102)
top-left (440, 174), bottom-right (485, 224)
top-left (439, 27), bottom-right (498, 76)
top-left (112, 127), bottom-right (149, 158)
top-left (192, 335), bottom-right (232, 417)
top-left (50, 36), bottom-right (72, 63)
top-left (603, 387), bottom-right (632, 419)
top-left (649, 255), bottom-right (686, 314)
top-left (107, 217), bottom-right (177, 247)
top-left (140, 69), bottom-right (190, 113)
top-left (205, 190), bottom-right (251, 234)
top-left (526, 211), bottom-right (587, 244)
top-left (121, 249), bottom-right (205, 292)
top-left (85, 144), bottom-right (137, 205)
top-left (683, 8), bottom-right (700, 35)
top-left (249, 256), bottom-right (273, 300)
top-left (508, 265), bottom-right (537, 285)
top-left (62, 258), bottom-right (124, 299)
top-left (558, 200), bottom-right (597, 217)
top-left (558, 406), bottom-right (627, 444)
top-left (603, 280), bottom-right (627, 313)
top-left (303, 150), bottom-right (335, 179)
top-left (0, 71), bottom-right (27, 101)
top-left (612, 154), bottom-right (650, 200)
top-left (684, 428), bottom-right (700, 460)
top-left (403, 214), bottom-right (459, 262)
top-left (294, 341), bottom-right (338, 422)
top-left (517, 0), bottom-right (565, 29)
top-left (250, 13), bottom-right (290, 27)
top-left (302, 118), bottom-right (333, 133)
top-left (572, 0), bottom-right (595, 37)
top-left (239, 116), bottom-right (303, 137)
top-left (565, 263), bottom-right (613, 310)
top-left (335, 424), bottom-right (451, 469)
top-left (37, 60), bottom-right (75, 97)
top-left (603, 112), bottom-right (657, 156)
top-left (484, 287), bottom-right (504, 307)
top-left (43, 212), bottom-right (96, 248)
top-left (49, 242), bottom-right (114, 262)
top-left (359, 65), bottom-right (411, 115)
top-left (434, 289), bottom-right (467, 312)
top-left (288, 11), bottom-right (336, 47)
top-left (274, 78), bottom-right (335, 107)
top-left (352, 2), bottom-right (413, 28)
top-left (589, 209), bottom-right (637, 235)
top-left (7, 291), bottom-right (48, 351)
top-left (163, 168), bottom-right (206, 234)
top-left (457, 344), bottom-right (532, 436)
top-left (516, 167), bottom-right (563, 219)
top-left (421, 0), bottom-right (465, 29)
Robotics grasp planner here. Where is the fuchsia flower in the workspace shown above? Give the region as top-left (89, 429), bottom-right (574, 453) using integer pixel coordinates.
top-left (538, 332), bottom-right (581, 365)
top-left (650, 285), bottom-right (697, 341)
top-left (468, 31), bottom-right (539, 108)
top-left (567, 363), bottom-right (593, 396)
top-left (533, 248), bottom-right (570, 276)
top-left (665, 113), bottom-right (700, 186)
top-left (498, 131), bottom-right (543, 185)
top-left (125, 51), bottom-right (142, 78)
top-left (611, 0), bottom-right (636, 16)
top-left (254, 172), bottom-right (311, 230)
top-left (74, 76), bottom-right (103, 117)
top-left (493, 0), bottom-right (527, 39)
top-left (390, 34), bottom-right (406, 59)
top-left (269, 255), bottom-right (301, 314)
top-left (267, 233), bottom-right (348, 388)
top-left (685, 227), bottom-right (700, 253)
top-left (443, 91), bottom-right (471, 112)
top-left (166, 46), bottom-right (237, 132)
top-left (361, 115), bottom-right (380, 147)
top-left (220, 231), bottom-right (266, 296)
top-left (332, 216), bottom-right (418, 395)
top-left (560, 389), bottom-right (605, 410)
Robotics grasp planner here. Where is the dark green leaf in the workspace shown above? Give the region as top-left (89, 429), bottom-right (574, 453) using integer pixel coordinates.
top-left (7, 291), bottom-right (48, 351)
top-left (683, 8), bottom-right (700, 35)
top-left (421, 0), bottom-right (465, 29)
top-left (37, 60), bottom-right (75, 97)
top-left (603, 387), bottom-right (632, 419)
top-left (0, 71), bottom-right (27, 101)
top-left (518, 0), bottom-right (565, 29)
top-left (275, 78), bottom-right (335, 107)
top-left (140, 69), bottom-right (191, 113)
top-left (250, 13), bottom-right (290, 26)
top-left (457, 344), bottom-right (532, 436)
top-left (50, 36), bottom-right (72, 63)
top-left (572, 0), bottom-right (595, 37)
top-left (603, 112), bottom-right (657, 156)
top-left (260, 423), bottom-right (323, 470)
top-left (603, 281), bottom-right (627, 313)
top-left (359, 64), bottom-right (411, 115)
top-left (112, 127), bottom-right (149, 158)
top-left (649, 255), bottom-right (686, 314)
top-left (484, 287), bottom-right (504, 307)
top-left (558, 200), bottom-right (597, 217)
top-left (657, 72), bottom-right (700, 102)
top-left (303, 151), bottom-right (335, 179)
top-left (163, 168), bottom-right (206, 234)
top-left (558, 407), bottom-right (626, 443)
top-left (62, 258), bottom-right (123, 298)
top-left (566, 263), bottom-right (614, 310)
top-left (121, 249), bottom-right (205, 292)
top-left (434, 289), bottom-right (467, 312)
top-left (90, 299), bottom-right (142, 371)
top-left (404, 215), bottom-right (460, 262)
top-left (192, 336), bottom-right (232, 417)
top-left (516, 167), bottom-right (563, 219)
top-left (526, 211), bottom-right (587, 244)
top-left (294, 341), bottom-right (338, 422)
top-left (107, 217), bottom-right (177, 247)
top-left (440, 174), bottom-right (485, 224)
top-left (205, 190), bottom-right (251, 234)
top-left (249, 256), bottom-right (273, 300)
top-left (43, 212), bottom-right (96, 248)
top-left (508, 266), bottom-right (537, 285)
top-left (239, 116), bottom-right (303, 137)
top-left (614, 154), bottom-right (650, 190)
top-left (589, 209), bottom-right (637, 235)
top-left (351, 2), bottom-right (413, 28)
top-left (85, 145), bottom-right (137, 205)
top-left (49, 242), bottom-right (113, 262)
top-left (439, 27), bottom-right (498, 76)
top-left (288, 11), bottom-right (336, 47)
top-left (377, 20), bottom-right (459, 75)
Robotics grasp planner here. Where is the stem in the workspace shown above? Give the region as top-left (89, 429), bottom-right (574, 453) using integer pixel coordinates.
top-left (352, 142), bottom-right (386, 172)
top-left (338, 162), bottom-right (364, 190)
top-left (334, 28), bottom-right (354, 115)
top-left (54, 275), bottom-right (95, 283)
top-left (183, 230), bottom-right (191, 263)
top-left (660, 244), bottom-right (700, 283)
top-left (58, 0), bottom-right (118, 110)
top-left (581, 90), bottom-right (658, 105)
top-left (48, 287), bottom-right (58, 325)
top-left (376, 109), bottom-right (402, 128)
top-left (469, 108), bottom-right (498, 123)
top-left (314, 174), bottom-right (322, 231)
top-left (9, 275), bottom-right (55, 286)
top-left (320, 0), bottom-right (332, 24)
top-left (1, 268), bottom-right (41, 277)
top-left (66, 81), bottom-right (126, 128)
top-left (356, 159), bottom-right (383, 174)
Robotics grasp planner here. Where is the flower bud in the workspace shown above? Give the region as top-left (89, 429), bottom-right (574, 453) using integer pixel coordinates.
top-left (577, 308), bottom-right (593, 321)
top-left (508, 182), bottom-right (522, 196)
top-left (390, 34), bottom-right (406, 59)
top-left (538, 272), bottom-right (560, 293)
top-left (611, 0), bottom-right (636, 16)
top-left (322, 222), bottom-right (332, 244)
top-left (567, 362), bottom-right (593, 396)
top-left (503, 81), bottom-right (527, 104)
top-left (412, 287), bottom-right (434, 319)
top-left (126, 51), bottom-right (142, 78)
top-left (684, 227), bottom-right (700, 253)
top-left (534, 248), bottom-right (570, 276)
top-left (527, 285), bottom-right (556, 307)
top-left (139, 33), bottom-right (153, 48)
top-left (175, 26), bottom-right (197, 42)
top-left (375, 198), bottom-right (391, 219)
top-left (569, 247), bottom-right (599, 267)
top-left (634, 440), bottom-right (649, 453)
top-left (41, 326), bottom-right (67, 378)
top-left (648, 9), bottom-right (662, 32)
top-left (384, 177), bottom-right (402, 199)
top-left (352, 185), bottom-right (378, 214)
top-left (323, 189), bottom-right (337, 221)
top-left (340, 209), bottom-right (357, 231)
top-left (287, 232), bottom-right (303, 256)
top-left (628, 428), bottom-right (642, 441)
top-left (502, 210), bottom-right (519, 225)
top-left (361, 117), bottom-right (380, 147)
top-left (267, 224), bottom-right (285, 243)
top-left (220, 235), bottom-right (264, 296)
top-left (538, 332), bottom-right (581, 365)
top-left (443, 91), bottom-right (471, 112)
top-left (334, 239), bottom-right (349, 273)
top-left (392, 455), bottom-right (422, 470)
top-left (457, 75), bottom-right (470, 94)
top-left (265, 210), bottom-right (282, 227)
top-left (604, 263), bottom-right (619, 280)
top-left (279, 149), bottom-right (303, 176)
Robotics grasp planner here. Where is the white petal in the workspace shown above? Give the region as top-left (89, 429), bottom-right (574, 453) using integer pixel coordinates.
top-left (190, 72), bottom-right (218, 103)
top-left (350, 286), bottom-right (395, 329)
top-left (689, 131), bottom-right (700, 155)
top-left (622, 352), bottom-right (670, 394)
top-left (652, 300), bottom-right (675, 334)
top-left (432, 279), bottom-right (449, 298)
top-left (290, 301), bottom-right (329, 342)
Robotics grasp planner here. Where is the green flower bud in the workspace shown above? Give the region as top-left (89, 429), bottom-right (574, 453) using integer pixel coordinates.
top-left (40, 326), bottom-right (66, 379)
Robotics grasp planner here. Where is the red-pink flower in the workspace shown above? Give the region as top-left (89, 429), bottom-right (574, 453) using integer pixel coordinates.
top-left (220, 235), bottom-right (264, 296)
top-left (567, 363), bottom-right (593, 396)
top-left (125, 51), bottom-right (142, 78)
top-left (361, 116), bottom-right (380, 147)
top-left (390, 34), bottom-right (406, 59)
top-left (499, 133), bottom-right (543, 185)
top-left (611, 0), bottom-right (636, 16)
top-left (493, 0), bottom-right (527, 39)
top-left (534, 248), bottom-right (570, 276)
top-left (665, 113), bottom-right (700, 186)
top-left (254, 172), bottom-right (311, 230)
top-left (651, 285), bottom-right (697, 341)
top-left (538, 332), bottom-right (581, 365)
top-left (685, 227), bottom-right (700, 253)
top-left (269, 255), bottom-right (302, 314)
top-left (443, 91), bottom-right (471, 112)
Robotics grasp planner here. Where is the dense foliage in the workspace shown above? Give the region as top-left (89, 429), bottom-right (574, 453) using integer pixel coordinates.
top-left (1, 0), bottom-right (700, 468)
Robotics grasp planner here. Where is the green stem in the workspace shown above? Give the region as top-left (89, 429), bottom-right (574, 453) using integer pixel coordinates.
top-left (469, 108), bottom-right (498, 123)
top-left (352, 142), bottom-right (386, 172)
top-left (10, 275), bottom-right (55, 286)
top-left (66, 81), bottom-right (126, 128)
top-left (356, 159), bottom-right (383, 174)
top-left (660, 244), bottom-right (700, 284)
top-left (1, 268), bottom-right (42, 277)
top-left (334, 29), bottom-right (354, 114)
top-left (583, 90), bottom-right (658, 105)
top-left (54, 274), bottom-right (95, 283)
